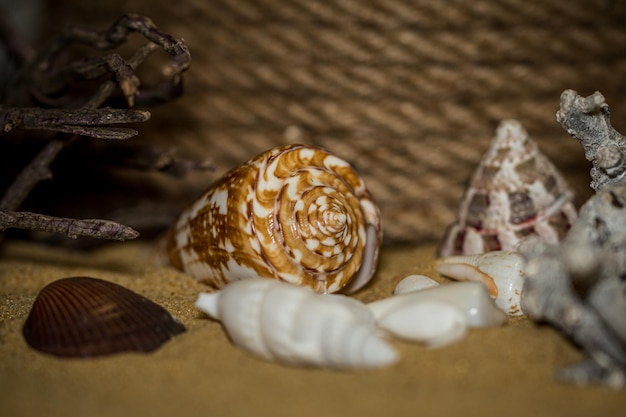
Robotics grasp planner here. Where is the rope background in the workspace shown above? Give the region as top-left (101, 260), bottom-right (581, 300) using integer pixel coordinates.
top-left (45, 0), bottom-right (626, 244)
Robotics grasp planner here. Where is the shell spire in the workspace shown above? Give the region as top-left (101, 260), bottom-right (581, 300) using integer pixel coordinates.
top-left (160, 144), bottom-right (382, 294)
top-left (438, 120), bottom-right (577, 257)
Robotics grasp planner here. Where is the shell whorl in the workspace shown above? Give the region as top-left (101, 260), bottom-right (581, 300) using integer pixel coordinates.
top-left (164, 144), bottom-right (382, 294)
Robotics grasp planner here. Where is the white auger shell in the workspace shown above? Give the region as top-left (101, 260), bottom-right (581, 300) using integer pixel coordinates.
top-left (196, 279), bottom-right (398, 369)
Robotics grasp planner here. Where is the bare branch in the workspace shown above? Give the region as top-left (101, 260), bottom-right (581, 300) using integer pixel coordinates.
top-left (0, 139), bottom-right (63, 211)
top-left (0, 14), bottom-right (191, 242)
top-left (1, 107), bottom-right (150, 139)
top-left (13, 14), bottom-right (190, 107)
top-left (0, 210), bottom-right (139, 240)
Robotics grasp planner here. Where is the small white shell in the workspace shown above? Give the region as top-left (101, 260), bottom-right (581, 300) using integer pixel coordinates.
top-left (196, 279), bottom-right (397, 369)
top-left (437, 251), bottom-right (526, 316)
top-left (367, 281), bottom-right (507, 346)
top-left (373, 299), bottom-right (468, 348)
top-left (393, 274), bottom-right (440, 295)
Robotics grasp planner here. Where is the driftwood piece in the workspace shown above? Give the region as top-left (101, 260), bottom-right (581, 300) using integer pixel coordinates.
top-left (0, 211), bottom-right (139, 240)
top-left (1, 107), bottom-right (150, 139)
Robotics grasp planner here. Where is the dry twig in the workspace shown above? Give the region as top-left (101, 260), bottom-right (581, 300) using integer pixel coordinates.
top-left (0, 13), bottom-right (192, 241)
top-left (1, 107), bottom-right (150, 139)
top-left (0, 211), bottom-right (139, 240)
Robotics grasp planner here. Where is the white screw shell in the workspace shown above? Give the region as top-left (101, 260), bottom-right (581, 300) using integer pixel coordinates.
top-left (196, 279), bottom-right (398, 369)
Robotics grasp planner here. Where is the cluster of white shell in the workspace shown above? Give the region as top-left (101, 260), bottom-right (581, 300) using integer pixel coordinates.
top-left (371, 277), bottom-right (506, 348)
top-left (196, 276), bottom-right (508, 369)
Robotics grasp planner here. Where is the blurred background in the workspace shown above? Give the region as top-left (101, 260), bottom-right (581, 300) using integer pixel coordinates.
top-left (2, 0), bottom-right (625, 245)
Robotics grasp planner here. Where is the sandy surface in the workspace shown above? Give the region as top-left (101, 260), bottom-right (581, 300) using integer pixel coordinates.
top-left (0, 240), bottom-right (624, 417)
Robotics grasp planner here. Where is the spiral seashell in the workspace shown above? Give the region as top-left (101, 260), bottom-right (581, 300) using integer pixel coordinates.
top-left (437, 251), bottom-right (526, 316)
top-left (196, 278), bottom-right (398, 369)
top-left (438, 120), bottom-right (577, 257)
top-left (22, 277), bottom-right (186, 358)
top-left (161, 144), bottom-right (382, 294)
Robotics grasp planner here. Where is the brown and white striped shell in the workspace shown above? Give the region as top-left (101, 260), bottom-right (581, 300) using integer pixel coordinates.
top-left (160, 144), bottom-right (382, 294)
top-left (438, 120), bottom-right (578, 257)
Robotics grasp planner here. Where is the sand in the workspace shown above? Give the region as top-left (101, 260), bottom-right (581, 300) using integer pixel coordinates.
top-left (1, 240), bottom-right (624, 417)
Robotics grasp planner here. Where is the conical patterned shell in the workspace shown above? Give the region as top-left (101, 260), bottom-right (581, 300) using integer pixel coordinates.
top-left (439, 120), bottom-right (577, 256)
top-left (22, 277), bottom-right (186, 358)
top-left (162, 144), bottom-right (382, 294)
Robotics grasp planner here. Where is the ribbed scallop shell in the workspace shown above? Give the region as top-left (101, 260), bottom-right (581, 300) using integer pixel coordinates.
top-left (161, 144), bottom-right (382, 294)
top-left (22, 277), bottom-right (186, 358)
top-left (438, 120), bottom-right (577, 257)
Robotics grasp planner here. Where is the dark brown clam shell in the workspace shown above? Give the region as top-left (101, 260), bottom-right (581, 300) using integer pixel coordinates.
top-left (22, 277), bottom-right (186, 358)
